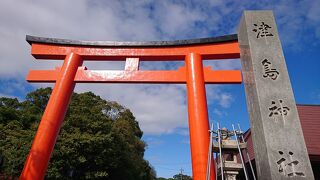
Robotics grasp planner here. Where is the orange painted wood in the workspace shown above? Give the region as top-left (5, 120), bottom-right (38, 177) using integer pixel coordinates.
top-left (30, 42), bottom-right (240, 60)
top-left (186, 53), bottom-right (215, 180)
top-left (20, 53), bottom-right (83, 180)
top-left (26, 67), bottom-right (242, 84)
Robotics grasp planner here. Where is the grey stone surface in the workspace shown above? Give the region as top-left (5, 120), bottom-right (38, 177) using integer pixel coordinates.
top-left (238, 11), bottom-right (314, 180)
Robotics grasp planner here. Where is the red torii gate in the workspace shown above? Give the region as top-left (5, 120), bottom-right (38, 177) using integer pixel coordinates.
top-left (20, 34), bottom-right (242, 180)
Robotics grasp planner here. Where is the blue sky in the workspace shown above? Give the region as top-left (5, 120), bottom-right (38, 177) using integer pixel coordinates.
top-left (0, 0), bottom-right (319, 178)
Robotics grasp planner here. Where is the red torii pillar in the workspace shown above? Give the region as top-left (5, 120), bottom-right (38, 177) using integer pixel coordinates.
top-left (20, 35), bottom-right (241, 180)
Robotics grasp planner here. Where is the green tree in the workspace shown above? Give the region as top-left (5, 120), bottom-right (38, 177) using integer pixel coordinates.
top-left (172, 173), bottom-right (192, 180)
top-left (156, 178), bottom-right (168, 180)
top-left (0, 96), bottom-right (37, 177)
top-left (0, 88), bottom-right (156, 179)
top-left (156, 173), bottom-right (192, 180)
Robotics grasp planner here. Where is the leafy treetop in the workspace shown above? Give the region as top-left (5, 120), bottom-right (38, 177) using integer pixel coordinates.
top-left (0, 88), bottom-right (156, 179)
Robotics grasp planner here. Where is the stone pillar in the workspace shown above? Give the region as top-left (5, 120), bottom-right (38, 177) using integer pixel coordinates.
top-left (238, 11), bottom-right (314, 180)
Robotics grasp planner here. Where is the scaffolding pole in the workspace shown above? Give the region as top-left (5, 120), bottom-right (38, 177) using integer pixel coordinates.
top-left (232, 124), bottom-right (248, 180)
top-left (237, 124), bottom-right (256, 180)
top-left (217, 123), bottom-right (224, 180)
top-left (206, 123), bottom-right (214, 180)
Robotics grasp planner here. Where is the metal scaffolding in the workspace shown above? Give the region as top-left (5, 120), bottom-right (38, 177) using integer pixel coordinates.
top-left (206, 123), bottom-right (256, 180)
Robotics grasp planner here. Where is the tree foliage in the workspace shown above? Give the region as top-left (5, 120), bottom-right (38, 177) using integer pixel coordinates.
top-left (0, 88), bottom-right (156, 179)
top-left (172, 173), bottom-right (192, 180)
top-left (157, 173), bottom-right (192, 180)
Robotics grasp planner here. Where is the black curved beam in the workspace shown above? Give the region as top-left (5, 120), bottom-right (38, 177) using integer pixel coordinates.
top-left (26, 34), bottom-right (238, 47)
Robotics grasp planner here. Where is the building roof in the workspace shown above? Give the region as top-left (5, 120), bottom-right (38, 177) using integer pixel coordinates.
top-left (243, 104), bottom-right (320, 162)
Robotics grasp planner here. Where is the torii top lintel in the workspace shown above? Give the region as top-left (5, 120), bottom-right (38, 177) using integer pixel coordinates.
top-left (26, 34), bottom-right (242, 84)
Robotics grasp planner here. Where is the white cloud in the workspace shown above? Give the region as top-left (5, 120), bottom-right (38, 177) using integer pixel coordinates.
top-left (181, 139), bottom-right (190, 145)
top-left (0, 93), bottom-right (18, 99)
top-left (176, 128), bottom-right (189, 136)
top-left (205, 85), bottom-right (234, 108)
top-left (144, 137), bottom-right (165, 147)
top-left (203, 59), bottom-right (241, 70)
top-left (219, 93), bottom-right (233, 108)
top-left (213, 108), bottom-right (227, 117)
top-left (151, 1), bottom-right (205, 38)
top-left (270, 0), bottom-right (320, 49)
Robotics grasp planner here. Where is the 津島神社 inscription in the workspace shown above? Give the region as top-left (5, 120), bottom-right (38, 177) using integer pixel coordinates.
top-left (238, 11), bottom-right (314, 179)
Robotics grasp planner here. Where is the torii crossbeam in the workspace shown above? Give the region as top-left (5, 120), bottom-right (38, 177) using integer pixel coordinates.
top-left (21, 34), bottom-right (242, 180)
